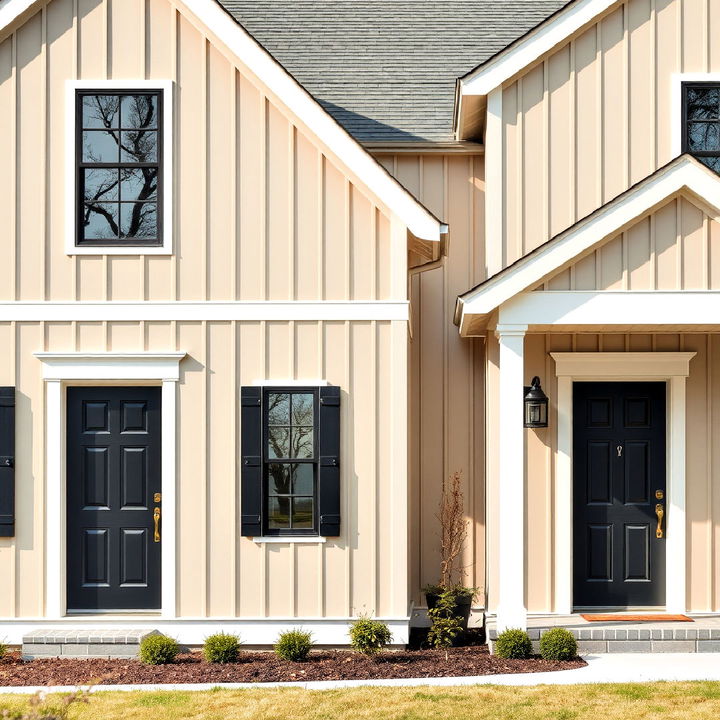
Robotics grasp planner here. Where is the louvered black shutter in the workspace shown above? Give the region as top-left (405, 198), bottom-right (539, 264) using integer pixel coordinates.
top-left (318, 386), bottom-right (341, 537)
top-left (240, 386), bottom-right (263, 536)
top-left (0, 388), bottom-right (15, 538)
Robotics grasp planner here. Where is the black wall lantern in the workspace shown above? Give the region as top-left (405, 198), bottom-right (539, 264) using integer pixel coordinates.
top-left (524, 376), bottom-right (548, 428)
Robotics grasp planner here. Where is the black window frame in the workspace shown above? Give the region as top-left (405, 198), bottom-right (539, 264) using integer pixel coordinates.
top-left (75, 89), bottom-right (164, 248)
top-left (261, 386), bottom-right (320, 536)
top-left (681, 81), bottom-right (720, 171)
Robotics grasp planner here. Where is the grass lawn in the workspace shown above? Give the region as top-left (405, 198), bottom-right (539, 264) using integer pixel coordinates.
top-left (1, 683), bottom-right (720, 719)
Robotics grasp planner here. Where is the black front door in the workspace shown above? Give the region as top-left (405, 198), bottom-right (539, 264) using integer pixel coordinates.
top-left (67, 387), bottom-right (161, 611)
top-left (573, 382), bottom-right (666, 608)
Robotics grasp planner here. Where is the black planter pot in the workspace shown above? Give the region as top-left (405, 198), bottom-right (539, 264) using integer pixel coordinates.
top-left (425, 592), bottom-right (473, 632)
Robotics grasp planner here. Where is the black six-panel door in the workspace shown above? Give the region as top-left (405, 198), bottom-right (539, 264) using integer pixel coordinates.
top-left (573, 382), bottom-right (666, 608)
top-left (66, 387), bottom-right (161, 611)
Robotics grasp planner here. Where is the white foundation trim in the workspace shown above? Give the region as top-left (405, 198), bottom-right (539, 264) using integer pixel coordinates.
top-left (0, 301), bottom-right (410, 322)
top-left (0, 618), bottom-right (410, 646)
top-left (458, 156), bottom-right (720, 330)
top-left (551, 352), bottom-right (694, 615)
top-left (65, 80), bottom-right (174, 256)
top-left (35, 352), bottom-right (186, 619)
top-left (500, 291), bottom-right (720, 327)
top-left (495, 325), bottom-right (528, 631)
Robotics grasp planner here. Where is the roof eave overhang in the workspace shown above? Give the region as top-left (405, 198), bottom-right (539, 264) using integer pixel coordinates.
top-left (454, 155), bottom-right (720, 336)
top-left (454, 0), bottom-right (620, 138)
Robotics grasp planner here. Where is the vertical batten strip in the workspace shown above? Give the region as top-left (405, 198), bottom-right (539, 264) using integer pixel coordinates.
top-left (71, 0), bottom-right (79, 300)
top-left (570, 39), bottom-right (577, 225)
top-left (623, 0), bottom-right (630, 189)
top-left (259, 319), bottom-right (268, 615)
top-left (318, 154), bottom-right (325, 301)
top-left (650, 0), bottom-right (657, 170)
top-left (290, 125), bottom-right (296, 301)
top-left (11, 32), bottom-right (17, 303)
top-left (41, 6), bottom-right (48, 302)
top-left (707, 334), bottom-right (713, 610)
top-left (202, 39), bottom-right (208, 301)
top-left (516, 79), bottom-right (524, 261)
top-left (318, 319), bottom-right (325, 616)
top-left (543, 60), bottom-right (550, 244)
top-left (170, 8), bottom-right (178, 302)
top-left (596, 21), bottom-right (603, 207)
top-left (233, 70), bottom-right (240, 301)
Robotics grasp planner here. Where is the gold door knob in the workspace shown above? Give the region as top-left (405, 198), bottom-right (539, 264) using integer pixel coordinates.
top-left (153, 507), bottom-right (161, 543)
top-left (655, 503), bottom-right (664, 539)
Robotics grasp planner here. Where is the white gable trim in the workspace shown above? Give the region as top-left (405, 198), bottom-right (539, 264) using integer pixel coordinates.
top-left (460, 0), bottom-right (618, 97)
top-left (456, 156), bottom-right (720, 333)
top-left (0, 0), bottom-right (446, 242)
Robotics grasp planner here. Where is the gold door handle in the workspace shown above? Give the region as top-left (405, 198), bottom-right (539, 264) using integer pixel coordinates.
top-left (655, 503), bottom-right (664, 539)
top-left (153, 507), bottom-right (161, 543)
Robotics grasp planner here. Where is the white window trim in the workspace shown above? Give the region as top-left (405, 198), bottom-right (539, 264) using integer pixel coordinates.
top-left (65, 80), bottom-right (174, 256)
top-left (34, 351), bottom-right (186, 619)
top-left (671, 73), bottom-right (720, 159)
top-left (551, 352), bottom-right (695, 615)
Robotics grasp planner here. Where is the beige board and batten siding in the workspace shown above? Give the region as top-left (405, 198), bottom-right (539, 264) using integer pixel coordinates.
top-left (537, 194), bottom-right (720, 291)
top-left (0, 0), bottom-right (410, 620)
top-left (500, 0), bottom-right (720, 270)
top-left (374, 153), bottom-right (487, 606)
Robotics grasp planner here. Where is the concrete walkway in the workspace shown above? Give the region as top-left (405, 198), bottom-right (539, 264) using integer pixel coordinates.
top-left (1, 654), bottom-right (720, 694)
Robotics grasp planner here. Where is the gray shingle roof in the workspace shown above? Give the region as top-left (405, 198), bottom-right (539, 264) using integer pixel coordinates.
top-left (219, 0), bottom-right (571, 143)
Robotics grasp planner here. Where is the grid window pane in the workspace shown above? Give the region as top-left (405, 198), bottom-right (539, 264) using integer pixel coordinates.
top-left (121, 168), bottom-right (158, 202)
top-left (83, 168), bottom-right (119, 203)
top-left (120, 202), bottom-right (157, 238)
top-left (268, 394), bottom-right (290, 425)
top-left (291, 426), bottom-right (314, 459)
top-left (688, 122), bottom-right (720, 152)
top-left (268, 427), bottom-right (290, 458)
top-left (83, 203), bottom-right (120, 239)
top-left (292, 464), bottom-right (313, 495)
top-left (686, 87), bottom-right (720, 121)
top-left (267, 464), bottom-right (292, 495)
top-left (82, 130), bottom-right (120, 163)
top-left (698, 156), bottom-right (720, 173)
top-left (82, 95), bottom-right (120, 129)
top-left (292, 497), bottom-right (314, 529)
top-left (292, 394), bottom-right (314, 425)
top-left (268, 496), bottom-right (291, 529)
top-left (122, 95), bottom-right (158, 130)
top-left (120, 129), bottom-right (158, 163)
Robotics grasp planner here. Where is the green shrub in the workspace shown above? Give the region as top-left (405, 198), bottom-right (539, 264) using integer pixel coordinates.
top-left (0, 641), bottom-right (6, 660)
top-left (539, 627), bottom-right (577, 661)
top-left (494, 628), bottom-right (532, 659)
top-left (139, 634), bottom-right (179, 665)
top-left (348, 615), bottom-right (392, 655)
top-left (274, 629), bottom-right (314, 661)
top-left (203, 633), bottom-right (241, 664)
top-left (427, 589), bottom-right (464, 658)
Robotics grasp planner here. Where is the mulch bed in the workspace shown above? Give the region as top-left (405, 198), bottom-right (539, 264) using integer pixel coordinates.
top-left (0, 646), bottom-right (585, 686)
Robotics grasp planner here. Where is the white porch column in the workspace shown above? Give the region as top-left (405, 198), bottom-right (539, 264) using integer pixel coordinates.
top-left (495, 324), bottom-right (528, 631)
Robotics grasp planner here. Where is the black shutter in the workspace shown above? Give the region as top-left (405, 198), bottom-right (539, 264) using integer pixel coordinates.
top-left (0, 388), bottom-right (15, 538)
top-left (240, 386), bottom-right (262, 537)
top-left (318, 385), bottom-right (341, 537)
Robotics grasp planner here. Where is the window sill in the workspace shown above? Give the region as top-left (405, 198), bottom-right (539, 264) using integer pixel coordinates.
top-left (251, 536), bottom-right (327, 544)
top-left (66, 245), bottom-right (172, 256)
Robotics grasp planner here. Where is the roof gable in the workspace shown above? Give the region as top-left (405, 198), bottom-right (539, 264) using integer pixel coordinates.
top-left (455, 155), bottom-right (720, 333)
top-left (459, 0), bottom-right (618, 97)
top-left (0, 0), bottom-right (446, 241)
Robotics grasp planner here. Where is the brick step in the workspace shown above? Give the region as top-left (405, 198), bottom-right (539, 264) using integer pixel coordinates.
top-left (22, 629), bottom-right (160, 660)
top-left (488, 625), bottom-right (720, 654)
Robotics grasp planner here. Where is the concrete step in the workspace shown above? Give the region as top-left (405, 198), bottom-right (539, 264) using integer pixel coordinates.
top-left (488, 618), bottom-right (720, 654)
top-left (22, 629), bottom-right (160, 660)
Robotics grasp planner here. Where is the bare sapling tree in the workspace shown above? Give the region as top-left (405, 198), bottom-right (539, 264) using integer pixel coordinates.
top-left (437, 471), bottom-right (468, 588)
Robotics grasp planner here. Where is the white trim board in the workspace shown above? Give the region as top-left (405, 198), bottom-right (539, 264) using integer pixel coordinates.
top-left (499, 291), bottom-right (720, 327)
top-left (35, 352), bottom-right (186, 620)
top-left (457, 155), bottom-right (720, 333)
top-left (0, 301), bottom-right (409, 322)
top-left (0, 618), bottom-right (410, 646)
top-left (551, 352), bottom-right (693, 615)
top-left (65, 80), bottom-right (174, 256)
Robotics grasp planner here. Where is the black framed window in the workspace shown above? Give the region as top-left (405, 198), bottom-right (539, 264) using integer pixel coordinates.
top-left (263, 388), bottom-right (318, 535)
top-left (682, 82), bottom-right (720, 173)
top-left (76, 90), bottom-right (162, 246)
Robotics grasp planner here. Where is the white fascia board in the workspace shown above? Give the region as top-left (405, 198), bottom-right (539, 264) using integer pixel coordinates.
top-left (460, 0), bottom-right (617, 97)
top-left (0, 301), bottom-right (409, 322)
top-left (500, 290), bottom-right (720, 327)
top-left (460, 157), bottom-right (720, 319)
top-left (179, 0), bottom-right (443, 242)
